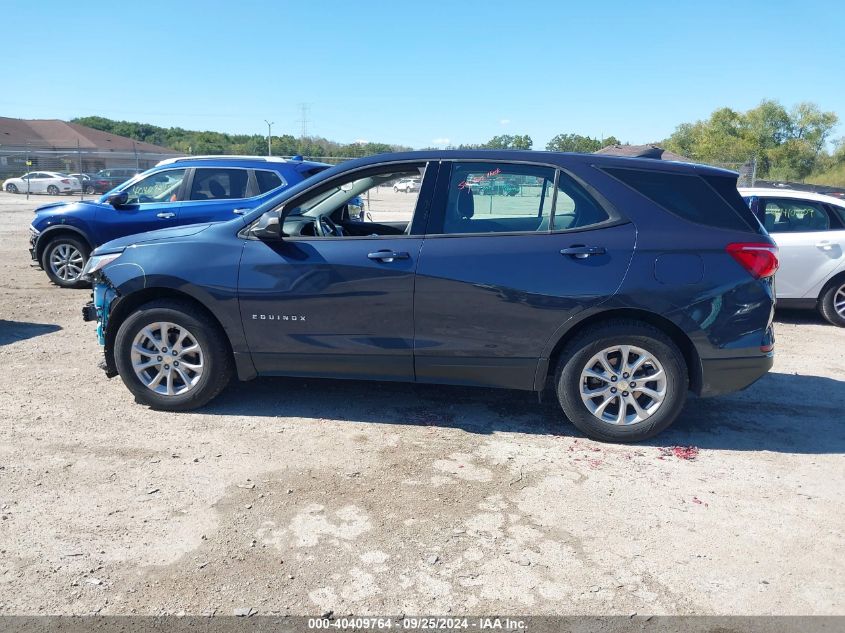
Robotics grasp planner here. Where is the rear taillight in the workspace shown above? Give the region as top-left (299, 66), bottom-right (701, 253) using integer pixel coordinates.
top-left (726, 242), bottom-right (779, 279)
top-left (61, 179), bottom-right (70, 184)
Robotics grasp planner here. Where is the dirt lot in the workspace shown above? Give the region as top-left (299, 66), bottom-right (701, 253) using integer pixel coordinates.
top-left (0, 191), bottom-right (843, 616)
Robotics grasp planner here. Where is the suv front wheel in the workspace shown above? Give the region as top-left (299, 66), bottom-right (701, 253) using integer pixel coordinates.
top-left (114, 300), bottom-right (233, 410)
top-left (555, 320), bottom-right (688, 442)
top-left (42, 236), bottom-right (90, 288)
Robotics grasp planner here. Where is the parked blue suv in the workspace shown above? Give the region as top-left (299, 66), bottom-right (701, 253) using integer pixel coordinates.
top-left (29, 155), bottom-right (330, 287)
top-left (80, 150), bottom-right (777, 442)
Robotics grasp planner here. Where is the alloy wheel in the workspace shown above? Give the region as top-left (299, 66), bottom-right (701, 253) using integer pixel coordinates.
top-left (579, 345), bottom-right (667, 425)
top-left (835, 284), bottom-right (845, 319)
top-left (48, 243), bottom-right (85, 282)
top-left (130, 322), bottom-right (205, 396)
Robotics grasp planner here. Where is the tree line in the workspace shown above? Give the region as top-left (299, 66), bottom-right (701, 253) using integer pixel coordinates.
top-left (71, 116), bottom-right (411, 160)
top-left (73, 100), bottom-right (844, 185)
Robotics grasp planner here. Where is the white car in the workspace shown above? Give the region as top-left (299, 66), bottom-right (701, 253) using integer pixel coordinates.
top-left (740, 187), bottom-right (845, 326)
top-left (393, 178), bottom-right (420, 193)
top-left (3, 171), bottom-right (81, 195)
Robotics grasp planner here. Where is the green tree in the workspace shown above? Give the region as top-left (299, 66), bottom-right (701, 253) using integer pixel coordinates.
top-left (480, 134), bottom-right (533, 150)
top-left (545, 133), bottom-right (620, 153)
top-left (663, 100), bottom-right (839, 182)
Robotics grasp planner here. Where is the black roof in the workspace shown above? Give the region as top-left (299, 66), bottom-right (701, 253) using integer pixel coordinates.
top-left (328, 150), bottom-right (736, 178)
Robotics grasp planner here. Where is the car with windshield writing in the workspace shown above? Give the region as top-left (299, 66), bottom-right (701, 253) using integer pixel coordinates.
top-left (29, 155), bottom-right (329, 287)
top-left (742, 187), bottom-right (845, 327)
top-left (80, 150), bottom-right (777, 443)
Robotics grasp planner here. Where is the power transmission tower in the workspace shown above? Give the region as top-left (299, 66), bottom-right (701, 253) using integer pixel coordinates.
top-left (298, 103), bottom-right (310, 139)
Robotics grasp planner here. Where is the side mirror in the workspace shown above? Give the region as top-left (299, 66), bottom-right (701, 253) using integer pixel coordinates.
top-left (106, 191), bottom-right (129, 208)
top-left (252, 211), bottom-right (282, 239)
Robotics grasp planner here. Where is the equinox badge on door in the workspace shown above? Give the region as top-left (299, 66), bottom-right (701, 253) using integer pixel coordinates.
top-left (252, 314), bottom-right (307, 321)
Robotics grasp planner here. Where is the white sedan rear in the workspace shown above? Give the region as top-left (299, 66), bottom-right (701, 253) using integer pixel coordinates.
top-left (3, 171), bottom-right (81, 195)
top-left (740, 187), bottom-right (845, 327)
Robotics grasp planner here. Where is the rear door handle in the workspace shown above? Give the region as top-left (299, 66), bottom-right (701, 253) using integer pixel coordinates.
top-left (233, 208), bottom-right (249, 215)
top-left (816, 241), bottom-right (834, 251)
top-left (156, 212), bottom-right (176, 219)
top-left (560, 245), bottom-right (606, 259)
top-left (368, 250), bottom-right (410, 262)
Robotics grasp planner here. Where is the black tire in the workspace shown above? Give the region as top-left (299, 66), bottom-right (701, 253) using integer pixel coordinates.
top-left (818, 280), bottom-right (845, 327)
top-left (47, 185), bottom-right (60, 195)
top-left (555, 320), bottom-right (688, 443)
top-left (393, 186), bottom-right (399, 193)
top-left (5, 183), bottom-right (18, 194)
top-left (41, 235), bottom-right (90, 289)
top-left (84, 185), bottom-right (95, 194)
top-left (114, 299), bottom-right (233, 411)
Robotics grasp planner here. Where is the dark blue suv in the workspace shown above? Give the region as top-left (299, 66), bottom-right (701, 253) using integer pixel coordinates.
top-left (29, 155), bottom-right (330, 287)
top-left (80, 150), bottom-right (777, 442)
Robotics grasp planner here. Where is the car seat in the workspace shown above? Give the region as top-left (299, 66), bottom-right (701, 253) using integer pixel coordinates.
top-left (764, 213), bottom-right (776, 232)
top-left (208, 179), bottom-right (226, 199)
top-left (807, 210), bottom-right (829, 230)
top-left (443, 185), bottom-right (475, 233)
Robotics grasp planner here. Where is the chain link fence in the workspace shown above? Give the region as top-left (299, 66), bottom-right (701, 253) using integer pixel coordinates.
top-left (0, 142), bottom-right (179, 200)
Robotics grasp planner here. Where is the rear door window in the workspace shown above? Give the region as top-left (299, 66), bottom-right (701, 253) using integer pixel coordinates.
top-left (189, 168), bottom-right (249, 200)
top-left (255, 169), bottom-right (285, 194)
top-left (435, 162), bottom-right (556, 234)
top-left (604, 167), bottom-right (757, 232)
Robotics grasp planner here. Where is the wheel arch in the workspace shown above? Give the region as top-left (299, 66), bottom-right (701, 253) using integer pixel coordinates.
top-left (104, 287), bottom-right (244, 379)
top-left (36, 226), bottom-right (93, 261)
top-left (818, 269), bottom-right (845, 301)
top-left (542, 307), bottom-right (703, 395)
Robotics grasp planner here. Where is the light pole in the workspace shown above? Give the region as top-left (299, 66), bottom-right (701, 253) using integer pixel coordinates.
top-left (264, 120), bottom-right (274, 156)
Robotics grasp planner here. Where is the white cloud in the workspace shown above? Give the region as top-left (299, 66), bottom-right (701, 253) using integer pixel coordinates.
top-left (431, 137), bottom-right (451, 145)
top-left (499, 119), bottom-right (510, 125)
top-left (354, 138), bottom-right (368, 144)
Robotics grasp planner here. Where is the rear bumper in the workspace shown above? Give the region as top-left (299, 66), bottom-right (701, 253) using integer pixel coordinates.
top-left (698, 353), bottom-right (774, 397)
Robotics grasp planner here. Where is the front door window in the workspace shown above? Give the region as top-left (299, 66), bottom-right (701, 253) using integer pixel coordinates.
top-left (122, 169), bottom-right (187, 204)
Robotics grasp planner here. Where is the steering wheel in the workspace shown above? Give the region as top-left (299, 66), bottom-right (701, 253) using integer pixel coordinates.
top-left (316, 216), bottom-right (344, 237)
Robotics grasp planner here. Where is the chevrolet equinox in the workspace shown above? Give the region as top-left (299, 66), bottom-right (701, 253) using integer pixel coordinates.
top-left (81, 151), bottom-right (777, 442)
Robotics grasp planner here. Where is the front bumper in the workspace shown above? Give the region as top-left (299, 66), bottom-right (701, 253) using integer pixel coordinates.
top-left (83, 281), bottom-right (117, 346)
top-left (29, 228), bottom-right (39, 263)
top-left (698, 353), bottom-right (774, 397)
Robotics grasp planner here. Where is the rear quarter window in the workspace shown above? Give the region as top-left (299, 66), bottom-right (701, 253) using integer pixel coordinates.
top-left (604, 167), bottom-right (761, 233)
top-left (255, 169), bottom-right (285, 194)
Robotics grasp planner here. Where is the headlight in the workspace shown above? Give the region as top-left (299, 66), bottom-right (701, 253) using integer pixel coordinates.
top-left (81, 251), bottom-right (123, 281)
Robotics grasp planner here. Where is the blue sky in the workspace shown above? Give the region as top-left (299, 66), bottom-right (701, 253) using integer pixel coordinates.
top-left (3, 0), bottom-right (843, 149)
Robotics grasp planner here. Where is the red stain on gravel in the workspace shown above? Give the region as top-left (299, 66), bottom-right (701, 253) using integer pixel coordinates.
top-left (659, 446), bottom-right (700, 460)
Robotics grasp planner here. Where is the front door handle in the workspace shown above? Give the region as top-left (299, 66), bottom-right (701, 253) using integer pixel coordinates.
top-left (368, 250), bottom-right (410, 263)
top-left (816, 241), bottom-right (834, 251)
top-left (156, 212), bottom-right (176, 219)
top-left (233, 208), bottom-right (249, 215)
top-left (560, 245), bottom-right (606, 259)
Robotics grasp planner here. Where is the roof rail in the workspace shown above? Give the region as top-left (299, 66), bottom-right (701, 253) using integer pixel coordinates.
top-left (156, 155), bottom-right (291, 166)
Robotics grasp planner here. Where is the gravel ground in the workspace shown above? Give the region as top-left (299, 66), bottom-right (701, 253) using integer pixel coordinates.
top-left (0, 191), bottom-right (843, 616)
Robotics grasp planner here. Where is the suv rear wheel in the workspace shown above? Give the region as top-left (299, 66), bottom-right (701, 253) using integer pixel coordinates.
top-left (819, 280), bottom-right (845, 327)
top-left (114, 300), bottom-right (233, 410)
top-left (555, 320), bottom-right (688, 442)
top-left (42, 235), bottom-right (89, 288)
